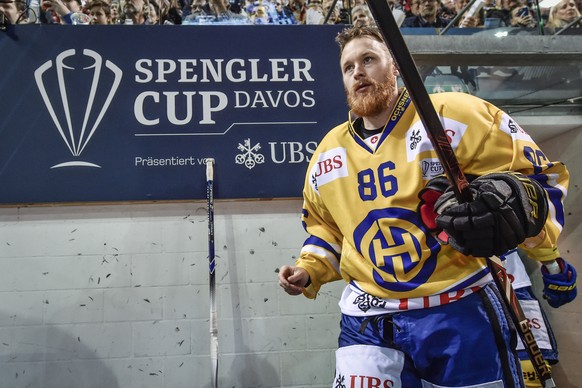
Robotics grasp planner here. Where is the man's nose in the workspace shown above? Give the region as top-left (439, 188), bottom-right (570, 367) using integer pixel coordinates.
top-left (352, 64), bottom-right (365, 79)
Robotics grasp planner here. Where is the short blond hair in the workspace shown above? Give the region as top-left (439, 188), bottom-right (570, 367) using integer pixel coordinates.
top-left (335, 26), bottom-right (385, 56)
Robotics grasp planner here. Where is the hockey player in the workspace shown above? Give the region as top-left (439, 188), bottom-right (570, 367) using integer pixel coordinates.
top-left (504, 249), bottom-right (576, 387)
top-left (278, 26), bottom-right (575, 387)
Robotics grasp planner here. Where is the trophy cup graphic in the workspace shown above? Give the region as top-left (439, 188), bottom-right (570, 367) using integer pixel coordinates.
top-left (34, 49), bottom-right (122, 168)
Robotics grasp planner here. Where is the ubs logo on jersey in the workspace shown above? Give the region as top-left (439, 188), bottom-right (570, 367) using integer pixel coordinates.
top-left (420, 158), bottom-right (444, 179)
top-left (309, 147), bottom-right (348, 193)
top-left (353, 208), bottom-right (439, 292)
top-left (405, 118), bottom-right (467, 162)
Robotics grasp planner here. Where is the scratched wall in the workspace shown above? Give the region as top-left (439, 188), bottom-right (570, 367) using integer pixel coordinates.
top-left (0, 199), bottom-right (344, 387)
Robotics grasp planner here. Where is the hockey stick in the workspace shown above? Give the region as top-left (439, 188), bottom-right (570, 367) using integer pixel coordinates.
top-left (363, 2), bottom-right (555, 386)
top-left (206, 158), bottom-right (218, 388)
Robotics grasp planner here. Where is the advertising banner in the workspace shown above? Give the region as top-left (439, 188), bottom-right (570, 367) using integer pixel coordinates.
top-left (0, 25), bottom-right (347, 204)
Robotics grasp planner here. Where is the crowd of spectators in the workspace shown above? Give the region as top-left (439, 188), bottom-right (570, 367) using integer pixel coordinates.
top-left (1, 0), bottom-right (580, 29)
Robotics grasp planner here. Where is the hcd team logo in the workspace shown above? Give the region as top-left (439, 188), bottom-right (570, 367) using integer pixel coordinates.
top-left (34, 49), bottom-right (122, 168)
top-left (235, 138), bottom-right (265, 169)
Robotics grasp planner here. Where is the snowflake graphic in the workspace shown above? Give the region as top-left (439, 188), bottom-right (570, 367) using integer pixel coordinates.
top-left (235, 138), bottom-right (265, 170)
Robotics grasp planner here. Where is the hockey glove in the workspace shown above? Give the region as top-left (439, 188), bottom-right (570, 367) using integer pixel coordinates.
top-left (435, 172), bottom-right (548, 258)
top-left (541, 257), bottom-right (577, 308)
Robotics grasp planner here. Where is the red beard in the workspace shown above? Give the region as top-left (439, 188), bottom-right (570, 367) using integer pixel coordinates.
top-left (347, 77), bottom-right (396, 118)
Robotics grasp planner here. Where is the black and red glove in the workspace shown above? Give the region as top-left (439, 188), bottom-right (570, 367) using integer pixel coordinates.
top-left (434, 172), bottom-right (548, 257)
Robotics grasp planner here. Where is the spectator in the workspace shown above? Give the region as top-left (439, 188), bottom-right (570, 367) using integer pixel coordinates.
top-left (89, 0), bottom-right (112, 23)
top-left (546, 0), bottom-right (580, 28)
top-left (482, 0), bottom-right (510, 27)
top-left (305, 0), bottom-right (325, 23)
top-left (207, 0), bottom-right (249, 23)
top-left (0, 0), bottom-right (27, 24)
top-left (388, 0), bottom-right (406, 25)
top-left (272, 0), bottom-right (296, 23)
top-left (402, 0), bottom-right (451, 26)
top-left (250, 0), bottom-right (270, 23)
top-left (405, 0), bottom-right (420, 17)
top-left (110, 0), bottom-right (120, 22)
top-left (183, 0), bottom-right (211, 21)
top-left (350, 1), bottom-right (404, 26)
top-left (322, 0), bottom-right (341, 23)
top-left (41, 0), bottom-right (92, 24)
top-left (290, 0), bottom-right (306, 22)
top-left (440, 0), bottom-right (456, 18)
top-left (122, 0), bottom-right (148, 23)
top-left (508, 1), bottom-right (535, 27)
top-left (240, 0), bottom-right (254, 14)
top-left (148, 0), bottom-right (160, 22)
top-left (454, 0), bottom-right (483, 27)
top-left (160, 0), bottom-right (183, 24)
top-left (480, 0), bottom-right (515, 25)
top-left (351, 3), bottom-right (373, 26)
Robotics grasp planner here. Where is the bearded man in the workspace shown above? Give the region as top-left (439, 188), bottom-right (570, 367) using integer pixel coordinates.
top-left (278, 26), bottom-right (574, 387)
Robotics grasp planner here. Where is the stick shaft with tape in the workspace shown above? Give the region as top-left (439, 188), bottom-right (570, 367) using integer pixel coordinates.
top-left (206, 158), bottom-right (218, 388)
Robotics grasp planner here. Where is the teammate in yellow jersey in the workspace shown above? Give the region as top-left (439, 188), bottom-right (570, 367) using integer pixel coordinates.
top-left (278, 26), bottom-right (576, 387)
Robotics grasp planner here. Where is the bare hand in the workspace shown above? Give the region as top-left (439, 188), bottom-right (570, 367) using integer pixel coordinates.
top-left (513, 14), bottom-right (533, 27)
top-left (278, 265), bottom-right (310, 295)
top-left (44, 0), bottom-right (71, 17)
top-left (460, 16), bottom-right (479, 28)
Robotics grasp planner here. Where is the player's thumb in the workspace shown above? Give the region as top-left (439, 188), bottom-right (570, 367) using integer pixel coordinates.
top-left (288, 268), bottom-right (307, 286)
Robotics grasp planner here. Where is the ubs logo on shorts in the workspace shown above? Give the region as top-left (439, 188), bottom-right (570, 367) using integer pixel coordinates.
top-left (335, 373), bottom-right (395, 388)
top-left (353, 208), bottom-right (439, 292)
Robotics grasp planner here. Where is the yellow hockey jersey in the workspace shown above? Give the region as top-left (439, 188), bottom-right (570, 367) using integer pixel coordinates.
top-left (297, 90), bottom-right (569, 301)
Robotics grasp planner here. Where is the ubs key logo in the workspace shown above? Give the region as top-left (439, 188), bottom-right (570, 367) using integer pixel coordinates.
top-left (35, 49), bottom-right (122, 168)
top-left (235, 138), bottom-right (265, 169)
